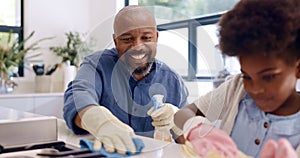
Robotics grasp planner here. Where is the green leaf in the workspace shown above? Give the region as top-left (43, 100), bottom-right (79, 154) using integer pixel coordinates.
top-left (49, 31), bottom-right (92, 67)
top-left (0, 30), bottom-right (53, 77)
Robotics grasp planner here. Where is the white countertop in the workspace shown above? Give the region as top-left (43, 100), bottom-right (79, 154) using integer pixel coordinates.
top-left (57, 119), bottom-right (184, 158)
top-left (0, 107), bottom-right (184, 157)
top-left (0, 92), bottom-right (64, 98)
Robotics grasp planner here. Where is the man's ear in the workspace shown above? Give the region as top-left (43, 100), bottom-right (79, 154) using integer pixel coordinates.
top-left (112, 34), bottom-right (117, 45)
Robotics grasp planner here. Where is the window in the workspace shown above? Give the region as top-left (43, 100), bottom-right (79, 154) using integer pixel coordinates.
top-left (137, 0), bottom-right (238, 24)
top-left (0, 0), bottom-right (23, 76)
top-left (127, 0), bottom-right (240, 80)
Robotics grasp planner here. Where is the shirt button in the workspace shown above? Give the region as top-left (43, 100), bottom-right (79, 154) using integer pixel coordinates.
top-left (264, 122), bottom-right (269, 128)
top-left (255, 139), bottom-right (261, 145)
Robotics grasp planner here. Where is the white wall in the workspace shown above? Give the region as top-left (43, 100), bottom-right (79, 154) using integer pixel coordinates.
top-left (23, 0), bottom-right (118, 80)
top-left (17, 1), bottom-right (220, 98)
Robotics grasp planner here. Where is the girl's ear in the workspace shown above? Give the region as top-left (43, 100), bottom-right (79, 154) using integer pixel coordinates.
top-left (296, 59), bottom-right (300, 78)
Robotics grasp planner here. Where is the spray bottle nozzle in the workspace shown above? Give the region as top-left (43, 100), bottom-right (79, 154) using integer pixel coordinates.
top-left (152, 94), bottom-right (164, 111)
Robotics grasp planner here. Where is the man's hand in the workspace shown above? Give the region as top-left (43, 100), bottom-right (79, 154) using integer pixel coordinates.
top-left (147, 103), bottom-right (183, 136)
top-left (81, 106), bottom-right (136, 155)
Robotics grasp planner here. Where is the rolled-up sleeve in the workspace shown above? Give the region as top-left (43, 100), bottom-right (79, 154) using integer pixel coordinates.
top-left (63, 52), bottom-right (102, 134)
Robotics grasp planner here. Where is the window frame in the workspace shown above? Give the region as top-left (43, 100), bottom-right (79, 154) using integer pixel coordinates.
top-left (156, 13), bottom-right (222, 81)
top-left (0, 0), bottom-right (24, 76)
top-left (125, 1), bottom-right (223, 81)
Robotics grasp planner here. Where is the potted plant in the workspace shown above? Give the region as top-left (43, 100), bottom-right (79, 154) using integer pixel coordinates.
top-left (0, 31), bottom-right (52, 94)
top-left (50, 31), bottom-right (93, 90)
top-left (49, 31), bottom-right (92, 67)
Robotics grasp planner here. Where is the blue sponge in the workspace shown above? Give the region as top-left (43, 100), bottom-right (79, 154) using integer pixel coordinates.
top-left (80, 138), bottom-right (145, 157)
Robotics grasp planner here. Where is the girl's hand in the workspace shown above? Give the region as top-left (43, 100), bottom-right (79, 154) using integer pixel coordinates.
top-left (260, 138), bottom-right (298, 158)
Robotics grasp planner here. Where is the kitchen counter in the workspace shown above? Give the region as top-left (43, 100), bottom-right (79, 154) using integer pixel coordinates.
top-left (0, 106), bottom-right (184, 157)
top-left (57, 119), bottom-right (184, 158)
top-left (0, 107), bottom-right (57, 147)
top-left (0, 92), bottom-right (64, 98)
top-left (0, 93), bottom-right (64, 118)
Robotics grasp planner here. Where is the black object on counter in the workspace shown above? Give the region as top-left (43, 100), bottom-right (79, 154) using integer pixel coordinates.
top-left (32, 63), bottom-right (44, 76)
top-left (0, 141), bottom-right (106, 157)
top-left (45, 64), bottom-right (58, 75)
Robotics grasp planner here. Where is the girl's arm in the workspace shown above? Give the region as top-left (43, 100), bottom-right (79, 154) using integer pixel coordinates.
top-left (174, 103), bottom-right (205, 130)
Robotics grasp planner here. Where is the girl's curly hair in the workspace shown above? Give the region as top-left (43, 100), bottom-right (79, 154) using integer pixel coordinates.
top-left (218, 0), bottom-right (300, 64)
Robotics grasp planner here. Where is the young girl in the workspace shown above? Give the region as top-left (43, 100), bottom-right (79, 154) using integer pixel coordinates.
top-left (174, 0), bottom-right (300, 157)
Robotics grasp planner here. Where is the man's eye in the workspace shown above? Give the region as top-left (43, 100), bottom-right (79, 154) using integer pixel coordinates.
top-left (142, 36), bottom-right (152, 40)
top-left (120, 37), bottom-right (133, 41)
top-left (262, 74), bottom-right (276, 81)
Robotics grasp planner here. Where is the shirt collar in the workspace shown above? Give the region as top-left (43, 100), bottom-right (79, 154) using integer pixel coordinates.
top-left (242, 93), bottom-right (265, 121)
top-left (267, 110), bottom-right (300, 135)
top-left (242, 93), bottom-right (300, 135)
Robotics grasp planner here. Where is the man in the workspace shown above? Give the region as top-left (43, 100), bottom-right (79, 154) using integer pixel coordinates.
top-left (63, 5), bottom-right (188, 155)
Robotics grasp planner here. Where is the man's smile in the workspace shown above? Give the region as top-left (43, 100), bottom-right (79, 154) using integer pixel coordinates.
top-left (129, 53), bottom-right (147, 60)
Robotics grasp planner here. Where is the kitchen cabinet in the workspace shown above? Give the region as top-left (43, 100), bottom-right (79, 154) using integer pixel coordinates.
top-left (0, 93), bottom-right (64, 118)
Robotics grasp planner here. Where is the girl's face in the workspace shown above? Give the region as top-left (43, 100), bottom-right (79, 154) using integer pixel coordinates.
top-left (239, 53), bottom-right (300, 115)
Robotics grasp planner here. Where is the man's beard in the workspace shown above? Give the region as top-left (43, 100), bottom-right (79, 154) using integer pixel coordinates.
top-left (123, 50), bottom-right (154, 75)
top-left (132, 62), bottom-right (153, 75)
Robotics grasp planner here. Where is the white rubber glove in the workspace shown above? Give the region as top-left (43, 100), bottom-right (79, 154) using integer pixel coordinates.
top-left (81, 106), bottom-right (136, 155)
top-left (147, 103), bottom-right (183, 136)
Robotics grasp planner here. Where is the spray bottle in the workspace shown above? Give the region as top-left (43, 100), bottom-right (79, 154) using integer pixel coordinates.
top-left (152, 94), bottom-right (172, 142)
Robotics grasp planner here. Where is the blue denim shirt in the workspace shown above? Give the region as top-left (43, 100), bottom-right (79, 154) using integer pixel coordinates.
top-left (231, 94), bottom-right (300, 158)
top-left (63, 48), bottom-right (189, 137)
